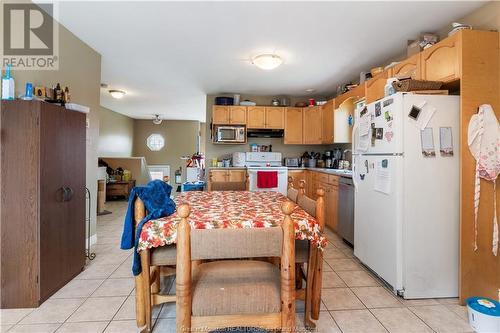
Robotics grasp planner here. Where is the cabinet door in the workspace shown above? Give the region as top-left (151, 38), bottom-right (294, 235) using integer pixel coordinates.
top-left (421, 33), bottom-right (461, 83)
top-left (303, 106), bottom-right (322, 144)
top-left (325, 184), bottom-right (339, 231)
top-left (334, 97), bottom-right (354, 143)
top-left (247, 106), bottom-right (266, 129)
top-left (365, 69), bottom-right (392, 104)
top-left (392, 53), bottom-right (421, 79)
top-left (321, 99), bottom-right (335, 144)
top-left (39, 104), bottom-right (86, 302)
top-left (288, 171), bottom-right (305, 189)
top-left (229, 106), bottom-right (247, 124)
top-left (284, 108), bottom-right (303, 144)
top-left (210, 170), bottom-right (228, 182)
top-left (265, 107), bottom-right (285, 129)
top-left (212, 106), bottom-right (229, 124)
top-left (228, 170), bottom-right (246, 182)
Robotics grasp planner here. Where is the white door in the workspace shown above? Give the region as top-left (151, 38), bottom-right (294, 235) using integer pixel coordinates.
top-left (354, 154), bottom-right (404, 292)
top-left (401, 94), bottom-right (460, 298)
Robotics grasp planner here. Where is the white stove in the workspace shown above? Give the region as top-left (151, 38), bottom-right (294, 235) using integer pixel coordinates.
top-left (245, 152), bottom-right (288, 195)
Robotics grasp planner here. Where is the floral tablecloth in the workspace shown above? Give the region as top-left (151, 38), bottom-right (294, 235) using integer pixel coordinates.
top-left (137, 191), bottom-right (327, 252)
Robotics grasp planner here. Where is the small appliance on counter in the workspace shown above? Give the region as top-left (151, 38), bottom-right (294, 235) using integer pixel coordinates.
top-left (232, 152), bottom-right (246, 167)
top-left (284, 157), bottom-right (300, 167)
top-left (325, 150), bottom-right (333, 168)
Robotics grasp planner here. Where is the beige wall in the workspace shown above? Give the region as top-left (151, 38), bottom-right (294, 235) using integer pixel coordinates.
top-left (205, 94), bottom-right (348, 163)
top-left (100, 157), bottom-right (150, 185)
top-left (98, 107), bottom-right (135, 157)
top-left (133, 120), bottom-right (200, 182)
top-left (437, 1), bottom-right (500, 39)
top-left (10, 20), bottom-right (101, 239)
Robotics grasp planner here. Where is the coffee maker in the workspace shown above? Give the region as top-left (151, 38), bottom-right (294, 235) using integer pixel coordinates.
top-left (325, 150), bottom-right (333, 168)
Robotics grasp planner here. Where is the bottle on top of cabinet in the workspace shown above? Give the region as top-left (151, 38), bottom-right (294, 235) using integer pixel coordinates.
top-left (1, 64), bottom-right (15, 100)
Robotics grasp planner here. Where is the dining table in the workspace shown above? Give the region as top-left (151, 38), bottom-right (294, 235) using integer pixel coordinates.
top-left (136, 190), bottom-right (327, 327)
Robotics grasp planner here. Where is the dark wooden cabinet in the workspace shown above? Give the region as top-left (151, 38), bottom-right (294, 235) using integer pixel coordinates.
top-left (0, 100), bottom-right (86, 308)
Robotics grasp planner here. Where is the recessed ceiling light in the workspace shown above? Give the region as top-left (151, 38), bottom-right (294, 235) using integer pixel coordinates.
top-left (109, 89), bottom-right (126, 99)
top-left (305, 88), bottom-right (316, 93)
top-left (252, 54), bottom-right (283, 70)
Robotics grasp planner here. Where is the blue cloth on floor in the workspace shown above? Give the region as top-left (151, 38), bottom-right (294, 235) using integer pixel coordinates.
top-left (120, 180), bottom-right (176, 275)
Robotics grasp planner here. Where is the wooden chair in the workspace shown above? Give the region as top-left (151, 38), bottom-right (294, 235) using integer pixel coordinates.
top-left (287, 176), bottom-right (299, 202)
top-left (134, 197), bottom-right (176, 332)
top-left (295, 186), bottom-right (325, 328)
top-left (175, 202), bottom-right (296, 332)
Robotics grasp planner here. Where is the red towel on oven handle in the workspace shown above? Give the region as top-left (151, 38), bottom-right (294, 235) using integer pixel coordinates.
top-left (257, 171), bottom-right (278, 189)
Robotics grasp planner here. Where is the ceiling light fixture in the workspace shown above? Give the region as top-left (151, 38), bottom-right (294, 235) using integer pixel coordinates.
top-left (252, 54), bottom-right (283, 70)
top-left (152, 114), bottom-right (163, 125)
top-left (109, 89), bottom-right (126, 99)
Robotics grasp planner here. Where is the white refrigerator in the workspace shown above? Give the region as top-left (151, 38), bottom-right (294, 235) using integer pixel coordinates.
top-left (352, 93), bottom-right (460, 299)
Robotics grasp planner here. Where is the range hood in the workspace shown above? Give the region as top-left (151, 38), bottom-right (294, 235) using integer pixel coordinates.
top-left (247, 129), bottom-right (284, 138)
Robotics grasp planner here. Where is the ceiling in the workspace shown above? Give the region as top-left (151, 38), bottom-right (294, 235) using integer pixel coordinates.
top-left (55, 1), bottom-right (484, 121)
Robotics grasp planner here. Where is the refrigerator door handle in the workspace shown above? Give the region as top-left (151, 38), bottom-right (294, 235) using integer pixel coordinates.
top-left (352, 157), bottom-right (359, 192)
top-left (352, 117), bottom-right (359, 154)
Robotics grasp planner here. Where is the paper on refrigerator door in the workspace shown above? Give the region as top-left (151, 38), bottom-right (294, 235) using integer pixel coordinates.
top-left (356, 114), bottom-right (371, 152)
top-left (408, 101), bottom-right (436, 130)
top-left (374, 159), bottom-right (391, 194)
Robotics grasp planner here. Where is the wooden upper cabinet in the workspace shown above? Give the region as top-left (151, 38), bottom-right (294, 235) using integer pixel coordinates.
top-left (334, 97), bottom-right (354, 143)
top-left (321, 99), bottom-right (335, 144)
top-left (228, 106), bottom-right (247, 124)
top-left (392, 53), bottom-right (421, 79)
top-left (212, 106), bottom-right (229, 124)
top-left (284, 107), bottom-right (303, 144)
top-left (247, 106), bottom-right (266, 128)
top-left (365, 69), bottom-right (392, 104)
top-left (265, 107), bottom-right (285, 129)
top-left (336, 83), bottom-right (365, 105)
top-left (303, 106), bottom-right (322, 144)
top-left (421, 33), bottom-right (461, 83)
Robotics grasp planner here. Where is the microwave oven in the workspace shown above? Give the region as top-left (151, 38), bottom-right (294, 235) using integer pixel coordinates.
top-left (214, 125), bottom-right (246, 143)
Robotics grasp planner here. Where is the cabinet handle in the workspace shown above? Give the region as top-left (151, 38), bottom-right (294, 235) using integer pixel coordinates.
top-left (60, 186), bottom-right (74, 202)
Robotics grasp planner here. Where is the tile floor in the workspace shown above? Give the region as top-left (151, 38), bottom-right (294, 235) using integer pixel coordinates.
top-left (1, 201), bottom-right (473, 333)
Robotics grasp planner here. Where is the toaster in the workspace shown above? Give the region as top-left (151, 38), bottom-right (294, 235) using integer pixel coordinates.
top-left (284, 157), bottom-right (300, 167)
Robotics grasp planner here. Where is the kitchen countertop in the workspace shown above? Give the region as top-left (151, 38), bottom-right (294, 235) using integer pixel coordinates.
top-left (208, 166), bottom-right (352, 178)
top-left (288, 167), bottom-right (353, 178)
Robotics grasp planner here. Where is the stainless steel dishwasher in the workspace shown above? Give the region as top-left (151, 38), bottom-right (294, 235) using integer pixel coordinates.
top-left (337, 176), bottom-right (355, 247)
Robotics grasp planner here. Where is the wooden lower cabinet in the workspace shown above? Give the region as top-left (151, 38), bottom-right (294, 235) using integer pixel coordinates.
top-left (288, 170), bottom-right (305, 189)
top-left (304, 171), bottom-right (340, 232)
top-left (208, 169), bottom-right (247, 191)
top-left (325, 183), bottom-right (339, 231)
top-left (228, 170), bottom-right (246, 182)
